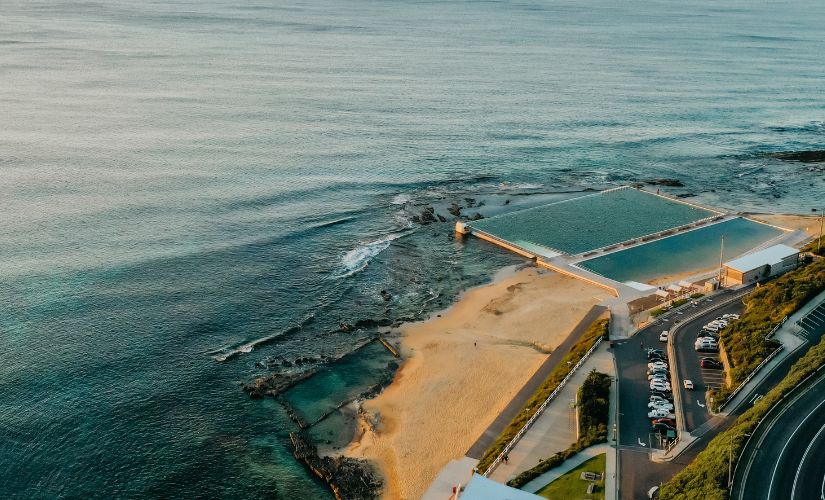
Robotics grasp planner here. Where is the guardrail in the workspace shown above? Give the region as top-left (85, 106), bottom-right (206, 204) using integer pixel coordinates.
top-left (483, 337), bottom-right (604, 476)
top-left (718, 344), bottom-right (784, 413)
top-left (765, 316), bottom-right (788, 340)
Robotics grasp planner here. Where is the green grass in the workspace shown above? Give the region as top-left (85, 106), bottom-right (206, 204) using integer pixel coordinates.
top-left (660, 318), bottom-right (825, 500)
top-left (709, 259), bottom-right (825, 409)
top-left (691, 293), bottom-right (705, 299)
top-left (535, 454), bottom-right (606, 500)
top-left (507, 370), bottom-right (611, 489)
top-left (475, 318), bottom-right (610, 473)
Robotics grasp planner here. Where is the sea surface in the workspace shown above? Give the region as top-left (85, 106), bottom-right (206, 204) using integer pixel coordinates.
top-left (1, 1), bottom-right (824, 498)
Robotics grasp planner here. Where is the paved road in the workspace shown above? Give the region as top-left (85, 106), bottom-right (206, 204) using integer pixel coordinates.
top-left (615, 290), bottom-right (741, 450)
top-left (672, 300), bottom-right (746, 430)
top-left (466, 304), bottom-right (608, 459)
top-left (733, 368), bottom-right (825, 500)
top-left (614, 289), bottom-right (746, 499)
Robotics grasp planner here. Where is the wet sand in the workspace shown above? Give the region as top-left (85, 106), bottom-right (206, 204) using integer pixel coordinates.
top-left (343, 267), bottom-right (609, 499)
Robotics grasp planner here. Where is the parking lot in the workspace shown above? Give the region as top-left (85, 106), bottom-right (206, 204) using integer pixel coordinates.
top-left (672, 301), bottom-right (745, 431)
top-left (797, 299), bottom-right (825, 342)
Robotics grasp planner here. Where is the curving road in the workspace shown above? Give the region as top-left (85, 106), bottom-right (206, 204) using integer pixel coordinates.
top-left (734, 368), bottom-right (825, 500)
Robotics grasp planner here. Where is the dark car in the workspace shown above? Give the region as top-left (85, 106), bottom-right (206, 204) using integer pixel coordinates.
top-left (697, 331), bottom-right (717, 339)
top-left (648, 354), bottom-right (668, 362)
top-left (700, 358), bottom-right (723, 369)
top-left (697, 345), bottom-right (719, 353)
top-left (652, 417), bottom-right (676, 427)
top-left (650, 390), bottom-right (673, 401)
top-left (650, 423), bottom-right (675, 434)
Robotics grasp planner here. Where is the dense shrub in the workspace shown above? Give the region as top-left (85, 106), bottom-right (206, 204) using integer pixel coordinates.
top-left (710, 259), bottom-right (825, 406)
top-left (801, 235), bottom-right (824, 256)
top-left (475, 319), bottom-right (610, 473)
top-left (507, 370), bottom-right (611, 489)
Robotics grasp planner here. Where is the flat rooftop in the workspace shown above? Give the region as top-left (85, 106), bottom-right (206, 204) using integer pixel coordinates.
top-left (467, 187), bottom-right (719, 255)
top-left (725, 244), bottom-right (799, 272)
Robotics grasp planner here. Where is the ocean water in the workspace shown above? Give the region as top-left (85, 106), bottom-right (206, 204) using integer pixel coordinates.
top-left (578, 217), bottom-right (783, 283)
top-left (1, 1), bottom-right (825, 498)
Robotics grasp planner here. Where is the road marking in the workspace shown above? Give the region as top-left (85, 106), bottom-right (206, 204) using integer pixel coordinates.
top-left (768, 397), bottom-right (825, 499)
top-left (792, 421), bottom-right (825, 500)
top-left (638, 438), bottom-right (646, 447)
top-left (697, 400), bottom-right (705, 408)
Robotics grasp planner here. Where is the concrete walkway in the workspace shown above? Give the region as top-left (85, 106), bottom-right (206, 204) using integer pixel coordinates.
top-left (487, 344), bottom-right (615, 488)
top-left (466, 305), bottom-right (609, 459)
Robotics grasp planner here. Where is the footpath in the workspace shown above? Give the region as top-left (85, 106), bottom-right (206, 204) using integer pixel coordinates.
top-left (487, 343), bottom-right (617, 497)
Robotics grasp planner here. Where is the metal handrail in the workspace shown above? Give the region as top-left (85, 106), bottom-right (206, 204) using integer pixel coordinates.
top-left (483, 337), bottom-right (603, 476)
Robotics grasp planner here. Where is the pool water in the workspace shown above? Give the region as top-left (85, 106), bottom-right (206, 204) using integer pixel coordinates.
top-left (468, 188), bottom-right (716, 255)
top-left (577, 218), bottom-right (783, 283)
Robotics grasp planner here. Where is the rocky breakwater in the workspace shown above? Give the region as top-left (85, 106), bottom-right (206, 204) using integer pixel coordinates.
top-left (291, 432), bottom-right (382, 500)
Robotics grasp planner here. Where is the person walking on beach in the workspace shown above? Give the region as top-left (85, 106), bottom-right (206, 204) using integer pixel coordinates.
top-left (503, 454), bottom-right (509, 464)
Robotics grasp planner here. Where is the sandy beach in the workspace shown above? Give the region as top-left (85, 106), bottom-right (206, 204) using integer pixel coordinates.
top-left (344, 266), bottom-right (610, 499)
top-left (746, 213), bottom-right (823, 237)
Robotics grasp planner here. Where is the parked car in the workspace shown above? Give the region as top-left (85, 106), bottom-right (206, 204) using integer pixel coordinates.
top-left (651, 422), bottom-right (675, 433)
top-left (700, 359), bottom-right (723, 369)
top-left (650, 390), bottom-right (673, 401)
top-left (646, 348), bottom-right (666, 357)
top-left (650, 381), bottom-right (672, 392)
top-left (703, 324), bottom-right (721, 333)
top-left (683, 379), bottom-right (694, 390)
top-left (652, 417), bottom-right (676, 426)
top-left (649, 375), bottom-right (669, 384)
top-left (696, 344), bottom-right (720, 353)
top-left (648, 401), bottom-right (674, 411)
top-left (650, 395), bottom-right (670, 404)
top-left (648, 362), bottom-right (668, 370)
top-left (697, 331), bottom-right (717, 339)
top-left (659, 331), bottom-right (669, 342)
top-left (647, 408), bottom-right (676, 419)
top-left (723, 313), bottom-right (740, 320)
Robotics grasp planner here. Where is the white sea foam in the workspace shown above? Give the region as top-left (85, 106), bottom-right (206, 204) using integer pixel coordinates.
top-left (337, 232), bottom-right (406, 278)
top-left (391, 193), bottom-right (411, 205)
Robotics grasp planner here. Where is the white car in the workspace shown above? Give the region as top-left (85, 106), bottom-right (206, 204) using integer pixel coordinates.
top-left (648, 361), bottom-right (668, 370)
top-left (648, 374), bottom-right (669, 383)
top-left (650, 395), bottom-right (670, 403)
top-left (647, 408), bottom-right (676, 419)
top-left (650, 381), bottom-right (672, 392)
top-left (648, 401), bottom-right (674, 410)
top-left (683, 379), bottom-right (694, 390)
top-left (659, 331), bottom-right (669, 342)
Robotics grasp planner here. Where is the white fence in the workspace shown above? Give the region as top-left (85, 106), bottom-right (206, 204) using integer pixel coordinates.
top-left (483, 337), bottom-right (604, 476)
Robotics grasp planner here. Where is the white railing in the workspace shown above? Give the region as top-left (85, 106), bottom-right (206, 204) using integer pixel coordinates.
top-left (718, 343), bottom-right (785, 412)
top-left (765, 316), bottom-right (788, 340)
top-left (483, 336), bottom-right (604, 476)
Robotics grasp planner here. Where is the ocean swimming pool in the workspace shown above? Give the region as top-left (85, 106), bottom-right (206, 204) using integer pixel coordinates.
top-left (468, 187), bottom-right (717, 255)
top-left (577, 218), bottom-right (784, 283)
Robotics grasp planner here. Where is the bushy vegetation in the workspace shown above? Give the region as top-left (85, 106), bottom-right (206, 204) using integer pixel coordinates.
top-left (672, 298), bottom-right (689, 307)
top-left (660, 330), bottom-right (825, 500)
top-left (476, 319), bottom-right (610, 473)
top-left (711, 259), bottom-right (825, 406)
top-left (801, 234), bottom-right (824, 256)
top-left (691, 293), bottom-right (705, 299)
top-left (507, 370), bottom-right (611, 489)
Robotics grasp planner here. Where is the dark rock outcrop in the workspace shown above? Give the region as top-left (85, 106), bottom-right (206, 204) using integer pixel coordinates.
top-left (290, 432), bottom-right (382, 500)
top-left (241, 370), bottom-right (316, 399)
top-left (447, 203), bottom-right (462, 217)
top-left (644, 178), bottom-right (684, 187)
top-left (767, 150), bottom-right (825, 163)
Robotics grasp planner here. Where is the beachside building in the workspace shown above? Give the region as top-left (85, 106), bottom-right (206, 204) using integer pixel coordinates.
top-left (722, 244), bottom-right (800, 286)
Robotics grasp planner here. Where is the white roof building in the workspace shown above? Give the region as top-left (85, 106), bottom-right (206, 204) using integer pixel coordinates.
top-left (723, 244), bottom-right (800, 286)
top-left (724, 244), bottom-right (799, 272)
